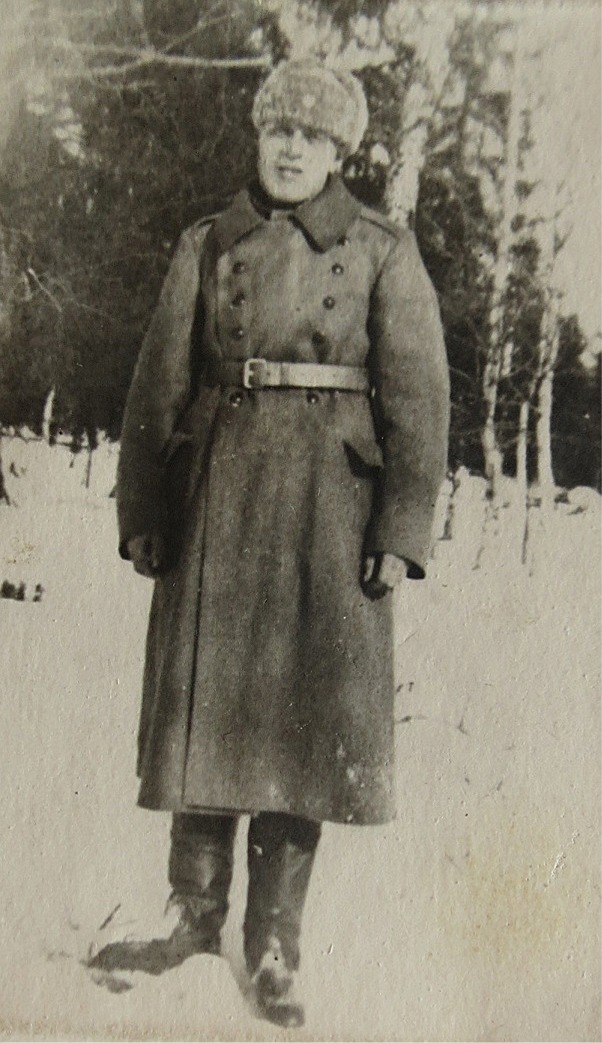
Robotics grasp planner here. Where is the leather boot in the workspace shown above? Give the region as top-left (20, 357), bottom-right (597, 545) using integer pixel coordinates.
top-left (244, 813), bottom-right (320, 1028)
top-left (168, 812), bottom-right (237, 956)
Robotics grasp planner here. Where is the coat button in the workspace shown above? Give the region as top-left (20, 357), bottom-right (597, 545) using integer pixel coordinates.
top-left (332, 263), bottom-right (344, 275)
top-left (231, 292), bottom-right (246, 307)
top-left (307, 391), bottom-right (319, 405)
top-left (337, 235), bottom-right (348, 246)
top-left (232, 261), bottom-right (246, 274)
top-left (229, 390), bottom-right (243, 406)
top-left (323, 296), bottom-right (335, 310)
top-left (231, 326), bottom-right (245, 340)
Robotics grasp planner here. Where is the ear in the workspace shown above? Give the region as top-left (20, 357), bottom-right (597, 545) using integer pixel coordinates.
top-left (329, 142), bottom-right (344, 174)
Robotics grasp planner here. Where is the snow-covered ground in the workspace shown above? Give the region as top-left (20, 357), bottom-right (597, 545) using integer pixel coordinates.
top-left (0, 438), bottom-right (600, 1041)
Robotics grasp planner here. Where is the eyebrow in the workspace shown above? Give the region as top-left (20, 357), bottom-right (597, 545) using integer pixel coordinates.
top-left (267, 122), bottom-right (328, 140)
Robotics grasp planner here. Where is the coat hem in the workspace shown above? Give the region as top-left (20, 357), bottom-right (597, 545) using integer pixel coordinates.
top-left (137, 794), bottom-right (397, 826)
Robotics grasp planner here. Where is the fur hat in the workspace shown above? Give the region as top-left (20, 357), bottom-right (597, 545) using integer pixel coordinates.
top-left (252, 60), bottom-right (369, 157)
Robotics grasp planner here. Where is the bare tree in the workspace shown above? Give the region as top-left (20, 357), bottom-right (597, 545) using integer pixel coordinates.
top-left (478, 20), bottom-right (523, 496)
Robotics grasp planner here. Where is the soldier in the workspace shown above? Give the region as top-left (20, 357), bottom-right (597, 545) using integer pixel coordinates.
top-left (116, 59), bottom-right (449, 1028)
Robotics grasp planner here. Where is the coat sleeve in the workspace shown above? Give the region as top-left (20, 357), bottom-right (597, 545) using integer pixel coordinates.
top-left (116, 225), bottom-right (205, 557)
top-left (366, 230), bottom-right (450, 577)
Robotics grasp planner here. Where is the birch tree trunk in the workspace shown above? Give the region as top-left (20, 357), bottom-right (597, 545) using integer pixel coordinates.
top-left (385, 87), bottom-right (429, 228)
top-left (516, 397), bottom-right (530, 563)
top-left (0, 440), bottom-right (10, 505)
top-left (536, 370), bottom-right (554, 490)
top-left (481, 28), bottom-right (522, 496)
top-left (516, 398), bottom-right (529, 493)
top-left (532, 191), bottom-right (563, 499)
top-left (535, 301), bottom-right (561, 496)
top-left (515, 16), bottom-right (573, 507)
top-left (381, 6), bottom-right (455, 228)
top-left (42, 386), bottom-right (56, 443)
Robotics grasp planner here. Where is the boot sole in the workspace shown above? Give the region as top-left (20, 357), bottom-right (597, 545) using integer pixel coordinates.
top-left (257, 998), bottom-right (305, 1029)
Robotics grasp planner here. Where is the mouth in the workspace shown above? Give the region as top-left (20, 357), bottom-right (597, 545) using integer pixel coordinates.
top-left (276, 164), bottom-right (304, 178)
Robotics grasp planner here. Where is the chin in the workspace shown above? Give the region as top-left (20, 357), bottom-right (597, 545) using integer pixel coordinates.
top-left (260, 170), bottom-right (325, 205)
top-left (278, 188), bottom-right (309, 204)
top-left (266, 182), bottom-right (307, 204)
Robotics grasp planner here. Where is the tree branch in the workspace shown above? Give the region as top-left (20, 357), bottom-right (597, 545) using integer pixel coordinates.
top-left (52, 40), bottom-right (271, 79)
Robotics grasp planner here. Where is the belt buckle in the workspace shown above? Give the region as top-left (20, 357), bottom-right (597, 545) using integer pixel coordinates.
top-left (243, 357), bottom-right (268, 389)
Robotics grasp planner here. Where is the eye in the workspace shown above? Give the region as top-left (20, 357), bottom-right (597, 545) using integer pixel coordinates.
top-left (272, 122), bottom-right (295, 138)
top-left (263, 123), bottom-right (287, 140)
top-left (305, 128), bottom-right (329, 145)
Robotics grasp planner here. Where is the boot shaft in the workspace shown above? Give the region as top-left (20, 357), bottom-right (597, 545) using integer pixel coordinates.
top-left (169, 812), bottom-right (237, 946)
top-left (244, 812), bottom-right (321, 974)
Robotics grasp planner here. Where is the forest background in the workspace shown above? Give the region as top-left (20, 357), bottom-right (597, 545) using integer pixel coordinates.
top-left (0, 0), bottom-right (600, 514)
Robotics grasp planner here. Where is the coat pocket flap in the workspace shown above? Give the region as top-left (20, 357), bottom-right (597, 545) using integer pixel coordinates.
top-left (343, 436), bottom-right (383, 471)
top-left (164, 387), bottom-right (221, 463)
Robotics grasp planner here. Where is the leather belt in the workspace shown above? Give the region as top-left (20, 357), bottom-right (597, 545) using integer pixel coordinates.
top-left (203, 358), bottom-right (370, 392)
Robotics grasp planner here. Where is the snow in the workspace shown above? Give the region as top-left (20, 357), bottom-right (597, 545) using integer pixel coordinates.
top-left (0, 438), bottom-right (599, 1040)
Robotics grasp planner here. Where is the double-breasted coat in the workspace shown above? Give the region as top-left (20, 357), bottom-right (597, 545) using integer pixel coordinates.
top-left (117, 176), bottom-right (449, 825)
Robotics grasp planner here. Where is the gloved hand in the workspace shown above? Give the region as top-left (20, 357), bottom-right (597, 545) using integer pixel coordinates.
top-left (127, 533), bottom-right (166, 578)
top-left (362, 552), bottom-right (408, 600)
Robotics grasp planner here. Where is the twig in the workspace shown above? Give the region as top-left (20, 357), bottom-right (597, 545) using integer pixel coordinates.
top-left (26, 268), bottom-right (63, 312)
top-left (161, 15), bottom-right (231, 55)
top-left (98, 904), bottom-right (121, 932)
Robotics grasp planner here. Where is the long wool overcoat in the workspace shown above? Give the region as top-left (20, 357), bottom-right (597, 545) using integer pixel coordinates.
top-left (117, 176), bottom-right (449, 825)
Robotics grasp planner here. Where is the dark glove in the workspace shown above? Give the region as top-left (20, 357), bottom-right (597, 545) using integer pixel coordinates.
top-left (127, 533), bottom-right (166, 578)
top-left (362, 552), bottom-right (408, 600)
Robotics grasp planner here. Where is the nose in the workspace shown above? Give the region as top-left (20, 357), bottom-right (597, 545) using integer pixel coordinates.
top-left (282, 128), bottom-right (304, 154)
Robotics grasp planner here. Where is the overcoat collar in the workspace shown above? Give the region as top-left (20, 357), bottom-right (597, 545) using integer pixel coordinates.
top-left (212, 176), bottom-right (362, 256)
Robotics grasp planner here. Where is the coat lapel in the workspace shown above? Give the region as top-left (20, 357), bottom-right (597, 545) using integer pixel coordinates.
top-left (211, 190), bottom-right (264, 257)
top-left (212, 177), bottom-right (362, 256)
top-left (295, 176), bottom-right (362, 251)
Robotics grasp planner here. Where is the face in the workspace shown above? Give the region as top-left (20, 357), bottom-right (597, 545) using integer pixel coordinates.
top-left (257, 123), bottom-right (341, 204)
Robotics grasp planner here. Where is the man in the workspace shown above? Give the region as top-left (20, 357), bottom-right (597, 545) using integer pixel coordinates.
top-left (116, 59), bottom-right (449, 1028)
